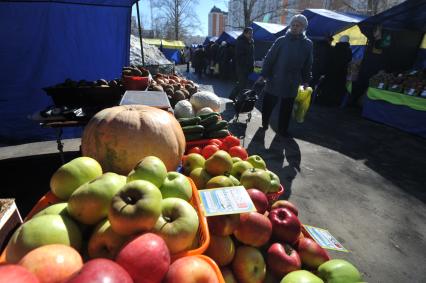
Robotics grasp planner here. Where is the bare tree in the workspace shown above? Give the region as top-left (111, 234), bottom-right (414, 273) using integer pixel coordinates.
top-left (152, 0), bottom-right (201, 40)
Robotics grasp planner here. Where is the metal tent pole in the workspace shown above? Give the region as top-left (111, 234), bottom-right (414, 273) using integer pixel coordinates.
top-left (136, 0), bottom-right (145, 66)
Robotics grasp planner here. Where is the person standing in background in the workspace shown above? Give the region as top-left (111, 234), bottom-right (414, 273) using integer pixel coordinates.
top-left (229, 27), bottom-right (254, 102)
top-left (184, 46), bottom-right (191, 72)
top-left (258, 14), bottom-right (313, 137)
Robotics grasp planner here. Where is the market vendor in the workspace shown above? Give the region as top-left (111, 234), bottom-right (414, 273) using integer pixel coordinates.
top-left (258, 14), bottom-right (313, 137)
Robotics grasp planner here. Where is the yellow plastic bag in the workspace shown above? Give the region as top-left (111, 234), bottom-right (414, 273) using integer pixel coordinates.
top-left (293, 86), bottom-right (313, 123)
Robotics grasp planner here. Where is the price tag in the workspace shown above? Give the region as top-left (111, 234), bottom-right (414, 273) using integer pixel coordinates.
top-left (378, 83), bottom-right (384, 89)
top-left (303, 225), bottom-right (349, 252)
top-left (390, 84), bottom-right (399, 90)
top-left (198, 186), bottom-right (256, 216)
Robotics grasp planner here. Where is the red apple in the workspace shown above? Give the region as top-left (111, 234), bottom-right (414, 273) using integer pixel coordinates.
top-left (204, 234), bottom-right (235, 267)
top-left (65, 258), bottom-right (132, 283)
top-left (220, 267), bottom-right (237, 283)
top-left (234, 212), bottom-right (272, 247)
top-left (207, 214), bottom-right (240, 236)
top-left (246, 188), bottom-right (269, 214)
top-left (268, 208), bottom-right (301, 244)
top-left (116, 233), bottom-right (170, 283)
top-left (18, 244), bottom-right (83, 283)
top-left (0, 264), bottom-right (40, 283)
top-left (163, 255), bottom-right (220, 283)
top-left (297, 237), bottom-right (330, 270)
top-left (270, 200), bottom-right (299, 216)
top-left (232, 245), bottom-right (266, 283)
top-left (267, 243), bottom-right (301, 278)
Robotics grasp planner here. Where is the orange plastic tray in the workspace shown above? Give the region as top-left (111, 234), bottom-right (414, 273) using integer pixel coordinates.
top-left (1, 178), bottom-right (210, 264)
top-left (195, 255), bottom-right (225, 283)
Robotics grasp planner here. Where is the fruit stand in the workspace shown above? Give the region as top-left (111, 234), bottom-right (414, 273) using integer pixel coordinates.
top-left (0, 68), bottom-right (364, 283)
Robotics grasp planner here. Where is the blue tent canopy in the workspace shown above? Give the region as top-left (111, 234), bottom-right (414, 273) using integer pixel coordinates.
top-left (251, 21), bottom-right (286, 42)
top-left (203, 36), bottom-right (218, 46)
top-left (216, 30), bottom-right (242, 45)
top-left (0, 0), bottom-right (136, 143)
top-left (359, 0), bottom-right (426, 37)
top-left (296, 9), bottom-right (367, 40)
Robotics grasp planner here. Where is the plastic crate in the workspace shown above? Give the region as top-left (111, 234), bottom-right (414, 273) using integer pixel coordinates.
top-left (195, 255), bottom-right (225, 283)
top-left (266, 184), bottom-right (285, 209)
top-left (0, 178), bottom-right (210, 264)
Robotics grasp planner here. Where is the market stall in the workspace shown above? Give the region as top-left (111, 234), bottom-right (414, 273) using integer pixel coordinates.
top-left (356, 0), bottom-right (426, 138)
top-left (250, 21), bottom-right (286, 60)
top-left (215, 30), bottom-right (242, 45)
top-left (143, 39), bottom-right (185, 64)
top-left (0, 0), bottom-right (137, 143)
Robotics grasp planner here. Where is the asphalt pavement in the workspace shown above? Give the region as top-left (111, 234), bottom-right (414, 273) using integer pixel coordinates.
top-left (1, 66), bottom-right (425, 282)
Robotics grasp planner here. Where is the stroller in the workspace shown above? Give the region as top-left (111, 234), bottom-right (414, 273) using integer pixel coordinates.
top-left (233, 80), bottom-right (264, 123)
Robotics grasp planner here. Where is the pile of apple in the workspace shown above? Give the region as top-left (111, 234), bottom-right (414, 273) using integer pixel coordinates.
top-left (1, 156), bottom-right (222, 283)
top-left (183, 137), bottom-right (364, 283)
top-left (201, 200), bottom-right (363, 283)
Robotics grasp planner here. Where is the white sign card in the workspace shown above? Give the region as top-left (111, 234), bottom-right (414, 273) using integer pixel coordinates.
top-left (303, 225), bottom-right (349, 252)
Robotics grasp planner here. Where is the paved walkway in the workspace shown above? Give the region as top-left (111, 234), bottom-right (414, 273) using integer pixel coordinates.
top-left (1, 67), bottom-right (425, 282)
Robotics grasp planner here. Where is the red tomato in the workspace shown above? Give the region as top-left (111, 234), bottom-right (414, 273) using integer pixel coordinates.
top-left (228, 146), bottom-right (248, 160)
top-left (202, 144), bottom-right (219, 159)
top-left (208, 139), bottom-right (223, 147)
top-left (188, 146), bottom-right (202, 154)
top-left (219, 143), bottom-right (229, 152)
top-left (223, 135), bottom-right (240, 148)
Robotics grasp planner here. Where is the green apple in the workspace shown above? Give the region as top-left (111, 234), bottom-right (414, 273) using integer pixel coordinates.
top-left (232, 245), bottom-right (266, 283)
top-left (127, 156), bottom-right (167, 188)
top-left (109, 180), bottom-right (162, 236)
top-left (230, 161), bottom-right (253, 180)
top-left (67, 172), bottom-right (126, 225)
top-left (32, 202), bottom-right (69, 218)
top-left (204, 150), bottom-right (233, 176)
top-left (160, 172), bottom-right (192, 201)
top-left (318, 259), bottom-right (363, 283)
top-left (240, 168), bottom-right (273, 193)
top-left (5, 214), bottom-right (82, 263)
top-left (50, 157), bottom-right (103, 200)
top-left (228, 175), bottom-right (241, 186)
top-left (232, 157), bottom-right (242, 163)
top-left (189, 168), bottom-right (211, 190)
top-left (267, 170), bottom-right (281, 192)
top-left (281, 270), bottom-right (324, 283)
top-left (206, 175), bottom-right (234, 189)
top-left (153, 197), bottom-right (199, 254)
top-left (87, 218), bottom-right (130, 259)
top-left (183, 153), bottom-right (205, 175)
top-left (247, 155), bottom-right (267, 170)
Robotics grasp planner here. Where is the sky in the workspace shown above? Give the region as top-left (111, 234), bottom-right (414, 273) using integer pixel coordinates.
top-left (132, 0), bottom-right (228, 36)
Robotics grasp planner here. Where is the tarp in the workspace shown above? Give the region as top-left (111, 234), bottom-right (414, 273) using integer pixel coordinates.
top-left (359, 0), bottom-right (426, 37)
top-left (363, 94), bottom-right (426, 138)
top-left (216, 30), bottom-right (242, 45)
top-left (299, 9), bottom-right (367, 40)
top-left (332, 25), bottom-right (368, 60)
top-left (0, 0), bottom-right (136, 144)
top-left (203, 36), bottom-right (218, 46)
top-left (251, 21), bottom-right (286, 41)
top-left (143, 38), bottom-right (185, 63)
top-left (414, 33), bottom-right (426, 69)
top-left (367, 87), bottom-right (426, 112)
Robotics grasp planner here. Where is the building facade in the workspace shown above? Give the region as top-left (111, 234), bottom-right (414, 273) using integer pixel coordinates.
top-left (208, 6), bottom-right (228, 37)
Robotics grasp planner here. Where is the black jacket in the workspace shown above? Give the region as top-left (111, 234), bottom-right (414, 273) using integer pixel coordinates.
top-left (234, 34), bottom-right (254, 73)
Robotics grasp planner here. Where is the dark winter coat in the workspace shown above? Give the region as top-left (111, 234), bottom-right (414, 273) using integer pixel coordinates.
top-left (261, 32), bottom-right (313, 98)
top-left (234, 34), bottom-right (254, 74)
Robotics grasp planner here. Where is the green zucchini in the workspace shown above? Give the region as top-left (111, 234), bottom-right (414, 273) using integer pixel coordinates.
top-left (205, 129), bottom-right (230, 138)
top-left (182, 125), bottom-right (204, 134)
top-left (178, 116), bottom-right (201, 127)
top-left (185, 132), bottom-right (204, 141)
top-left (205, 120), bottom-right (228, 132)
top-left (197, 112), bottom-right (220, 120)
top-left (200, 115), bottom-right (220, 127)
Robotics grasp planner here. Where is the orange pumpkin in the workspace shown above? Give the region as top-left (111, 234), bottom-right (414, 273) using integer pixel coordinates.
top-left (81, 105), bottom-right (186, 175)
